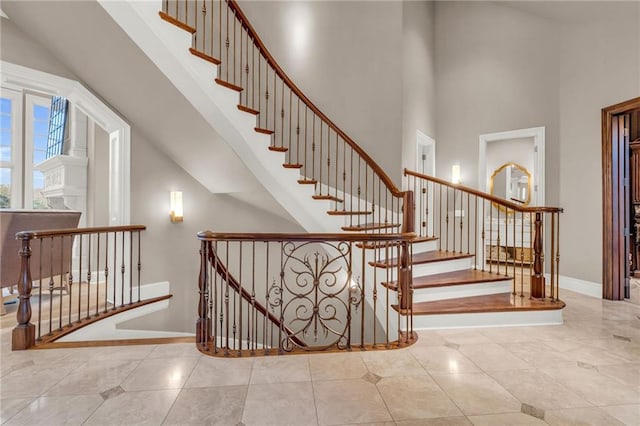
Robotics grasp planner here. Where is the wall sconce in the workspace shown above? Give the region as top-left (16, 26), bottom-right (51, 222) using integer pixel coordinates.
top-left (170, 191), bottom-right (183, 223)
top-left (451, 164), bottom-right (461, 184)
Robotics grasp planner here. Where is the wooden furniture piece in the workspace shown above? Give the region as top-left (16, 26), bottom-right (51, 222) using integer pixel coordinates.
top-left (0, 210), bottom-right (81, 314)
top-left (485, 217), bottom-right (532, 265)
top-left (630, 140), bottom-right (640, 278)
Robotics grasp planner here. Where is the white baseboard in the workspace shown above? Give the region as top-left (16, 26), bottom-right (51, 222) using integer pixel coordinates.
top-left (547, 274), bottom-right (601, 299)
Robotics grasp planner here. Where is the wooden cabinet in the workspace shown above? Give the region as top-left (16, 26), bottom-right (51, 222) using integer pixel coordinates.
top-left (484, 217), bottom-right (532, 264)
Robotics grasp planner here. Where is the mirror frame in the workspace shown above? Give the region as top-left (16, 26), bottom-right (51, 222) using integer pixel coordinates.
top-left (489, 162), bottom-right (532, 213)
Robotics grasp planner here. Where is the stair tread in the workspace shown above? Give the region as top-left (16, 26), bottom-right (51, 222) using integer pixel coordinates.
top-left (238, 104), bottom-right (259, 115)
top-left (356, 236), bottom-right (437, 250)
top-left (268, 146), bottom-right (288, 152)
top-left (383, 269), bottom-right (512, 291)
top-left (215, 78), bottom-right (243, 92)
top-left (342, 222), bottom-right (400, 231)
top-left (312, 194), bottom-right (342, 202)
top-left (189, 48), bottom-right (221, 65)
top-left (299, 179), bottom-right (318, 185)
top-left (327, 210), bottom-right (372, 216)
top-left (404, 293), bottom-right (565, 315)
top-left (255, 127), bottom-right (274, 135)
top-left (283, 163), bottom-right (303, 169)
top-left (371, 250), bottom-right (473, 268)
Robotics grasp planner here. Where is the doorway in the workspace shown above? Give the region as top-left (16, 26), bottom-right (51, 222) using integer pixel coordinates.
top-left (602, 97), bottom-right (640, 301)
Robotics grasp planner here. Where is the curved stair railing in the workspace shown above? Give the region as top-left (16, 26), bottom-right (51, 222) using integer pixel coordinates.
top-left (11, 225), bottom-right (167, 350)
top-left (197, 231), bottom-right (416, 356)
top-left (405, 169), bottom-right (564, 301)
top-left (160, 0), bottom-right (410, 234)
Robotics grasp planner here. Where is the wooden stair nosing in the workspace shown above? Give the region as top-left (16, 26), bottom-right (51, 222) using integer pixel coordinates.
top-left (299, 179), bottom-right (318, 185)
top-left (370, 250), bottom-right (473, 269)
top-left (189, 48), bottom-right (221, 65)
top-left (159, 11), bottom-right (196, 33)
top-left (215, 78), bottom-right (243, 92)
top-left (382, 269), bottom-right (512, 291)
top-left (283, 163), bottom-right (303, 169)
top-left (255, 127), bottom-right (274, 135)
top-left (341, 222), bottom-right (401, 232)
top-left (238, 104), bottom-right (260, 115)
top-left (312, 194), bottom-right (342, 202)
top-left (356, 236), bottom-right (438, 250)
top-left (268, 146), bottom-right (288, 152)
top-left (327, 210), bottom-right (372, 216)
top-left (396, 293), bottom-right (566, 316)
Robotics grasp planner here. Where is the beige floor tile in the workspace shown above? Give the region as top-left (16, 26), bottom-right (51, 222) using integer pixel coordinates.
top-left (458, 343), bottom-right (530, 372)
top-left (410, 345), bottom-right (480, 375)
top-left (313, 379), bottom-right (391, 425)
top-left (0, 398), bottom-right (33, 424)
top-left (5, 395), bottom-right (103, 425)
top-left (431, 372), bottom-right (520, 416)
top-left (499, 341), bottom-right (577, 369)
top-left (84, 389), bottom-right (179, 425)
top-left (479, 327), bottom-right (540, 344)
top-left (309, 352), bottom-right (368, 381)
top-left (596, 363), bottom-right (640, 389)
top-left (44, 359), bottom-right (140, 396)
top-left (146, 342), bottom-right (202, 359)
top-left (556, 345), bottom-right (630, 366)
top-left (163, 386), bottom-right (247, 425)
top-left (184, 356), bottom-right (254, 388)
top-left (242, 382), bottom-right (317, 426)
top-left (0, 364), bottom-right (76, 399)
top-left (121, 357), bottom-right (198, 391)
top-left (540, 365), bottom-right (640, 406)
top-left (467, 412), bottom-right (546, 425)
top-left (435, 330), bottom-right (492, 345)
top-left (396, 417), bottom-right (472, 426)
top-left (489, 369), bottom-right (591, 410)
top-left (85, 344), bottom-right (157, 362)
top-left (250, 355), bottom-right (310, 384)
top-left (545, 406), bottom-right (626, 426)
top-left (360, 349), bottom-right (427, 378)
top-left (414, 331), bottom-right (448, 347)
top-left (600, 404), bottom-right (640, 425)
top-left (377, 375), bottom-right (462, 421)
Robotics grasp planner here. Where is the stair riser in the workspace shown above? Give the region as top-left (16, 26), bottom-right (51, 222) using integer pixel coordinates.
top-left (412, 281), bottom-right (512, 303)
top-left (410, 309), bottom-right (563, 330)
top-left (412, 256), bottom-right (474, 277)
top-left (411, 239), bottom-right (438, 254)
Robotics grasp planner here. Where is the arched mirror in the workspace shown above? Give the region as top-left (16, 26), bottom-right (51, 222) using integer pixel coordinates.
top-left (489, 162), bottom-right (532, 211)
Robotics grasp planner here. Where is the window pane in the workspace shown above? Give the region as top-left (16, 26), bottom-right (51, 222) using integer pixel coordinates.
top-left (32, 170), bottom-right (47, 209)
top-left (33, 105), bottom-right (50, 120)
top-left (33, 149), bottom-right (46, 164)
top-left (0, 114), bottom-right (10, 130)
top-left (0, 167), bottom-right (11, 208)
top-left (0, 145), bottom-right (10, 163)
top-left (33, 135), bottom-right (48, 152)
top-left (34, 119), bottom-right (48, 135)
top-left (0, 98), bottom-right (10, 114)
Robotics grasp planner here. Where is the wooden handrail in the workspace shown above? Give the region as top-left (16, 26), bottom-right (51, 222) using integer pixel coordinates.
top-left (17, 225), bottom-right (146, 239)
top-left (404, 169), bottom-right (563, 214)
top-left (199, 231), bottom-right (416, 242)
top-left (226, 0), bottom-right (403, 198)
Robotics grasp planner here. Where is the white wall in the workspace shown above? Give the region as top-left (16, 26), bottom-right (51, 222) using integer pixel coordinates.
top-left (238, 0), bottom-right (405, 185)
top-left (435, 1), bottom-right (640, 285)
top-left (402, 1), bottom-right (436, 176)
top-left (557, 9), bottom-right (640, 284)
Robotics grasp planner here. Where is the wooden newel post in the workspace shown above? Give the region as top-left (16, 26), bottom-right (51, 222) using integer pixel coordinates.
top-left (12, 233), bottom-right (35, 350)
top-left (400, 191), bottom-right (415, 310)
top-left (196, 240), bottom-right (211, 350)
top-left (531, 212), bottom-right (545, 298)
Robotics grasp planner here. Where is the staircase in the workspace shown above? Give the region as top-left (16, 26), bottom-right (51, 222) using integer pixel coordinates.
top-left (99, 0), bottom-right (565, 339)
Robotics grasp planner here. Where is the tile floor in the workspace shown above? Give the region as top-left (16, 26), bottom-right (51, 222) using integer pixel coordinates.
top-left (0, 289), bottom-right (639, 425)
